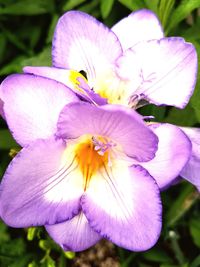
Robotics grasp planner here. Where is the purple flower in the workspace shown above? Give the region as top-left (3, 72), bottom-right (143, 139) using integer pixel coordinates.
top-left (0, 9), bottom-right (197, 252)
top-left (0, 72), bottom-right (192, 251)
top-left (23, 9), bottom-right (197, 109)
top-left (23, 9), bottom-right (199, 189)
top-left (0, 74), bottom-right (162, 251)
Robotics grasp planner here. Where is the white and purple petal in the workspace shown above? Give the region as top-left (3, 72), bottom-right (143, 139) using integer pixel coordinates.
top-left (0, 138), bottom-right (84, 227)
top-left (117, 38), bottom-right (197, 108)
top-left (180, 127), bottom-right (200, 191)
top-left (76, 76), bottom-right (108, 105)
top-left (81, 163), bottom-right (162, 251)
top-left (52, 11), bottom-right (122, 87)
top-left (0, 74), bottom-right (78, 146)
top-left (112, 9), bottom-right (164, 51)
top-left (23, 66), bottom-right (74, 88)
top-left (141, 123), bottom-right (192, 190)
top-left (23, 66), bottom-right (107, 105)
top-left (46, 212), bottom-right (101, 252)
top-left (57, 102), bottom-right (158, 162)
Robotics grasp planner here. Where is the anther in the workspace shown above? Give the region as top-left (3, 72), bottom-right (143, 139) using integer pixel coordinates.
top-left (92, 136), bottom-right (116, 156)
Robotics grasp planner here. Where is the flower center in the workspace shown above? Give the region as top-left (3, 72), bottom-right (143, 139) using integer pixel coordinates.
top-left (69, 69), bottom-right (127, 105)
top-left (94, 72), bottom-right (126, 104)
top-left (75, 136), bottom-right (113, 190)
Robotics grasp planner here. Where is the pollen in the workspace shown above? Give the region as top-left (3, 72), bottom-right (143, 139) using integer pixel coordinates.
top-left (75, 137), bottom-right (109, 190)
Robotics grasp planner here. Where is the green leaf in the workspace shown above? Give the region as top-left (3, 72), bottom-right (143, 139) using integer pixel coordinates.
top-left (164, 104), bottom-right (198, 126)
top-left (62, 0), bottom-right (86, 11)
top-left (0, 129), bottom-right (18, 149)
top-left (46, 14), bottom-right (59, 44)
top-left (190, 218), bottom-right (200, 248)
top-left (118, 0), bottom-right (145, 11)
top-left (181, 16), bottom-right (200, 40)
top-left (142, 248), bottom-right (173, 264)
top-left (139, 104), bottom-right (166, 122)
top-left (0, 42), bottom-right (51, 75)
top-left (79, 0), bottom-right (100, 15)
top-left (0, 33), bottom-right (7, 64)
top-left (0, 238), bottom-right (26, 258)
top-left (166, 0), bottom-right (200, 33)
top-left (0, 55), bottom-right (26, 75)
top-left (158, 0), bottom-right (175, 29)
top-left (28, 26), bottom-right (42, 50)
top-left (167, 231), bottom-right (186, 266)
top-left (0, 0), bottom-right (55, 15)
top-left (21, 46), bottom-right (51, 67)
top-left (165, 183), bottom-right (199, 227)
top-left (189, 41), bottom-right (200, 121)
top-left (58, 254), bottom-right (67, 267)
top-left (9, 255), bottom-right (32, 267)
top-left (191, 255), bottom-right (200, 267)
top-left (0, 221), bottom-right (9, 243)
top-left (143, 0), bottom-right (159, 13)
top-left (101, 0), bottom-right (115, 18)
top-left (0, 23), bottom-right (32, 55)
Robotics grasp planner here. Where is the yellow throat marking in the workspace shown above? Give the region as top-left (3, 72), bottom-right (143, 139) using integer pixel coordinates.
top-left (75, 137), bottom-right (109, 190)
top-left (68, 70), bottom-right (87, 94)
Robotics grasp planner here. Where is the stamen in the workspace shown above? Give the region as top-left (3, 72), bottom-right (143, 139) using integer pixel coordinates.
top-left (92, 136), bottom-right (116, 156)
top-left (75, 136), bottom-right (116, 190)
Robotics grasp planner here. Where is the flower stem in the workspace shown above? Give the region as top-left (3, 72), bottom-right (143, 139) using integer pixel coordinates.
top-left (169, 230), bottom-right (185, 265)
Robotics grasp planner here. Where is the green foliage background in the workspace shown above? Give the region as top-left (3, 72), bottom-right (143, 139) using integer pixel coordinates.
top-left (0, 0), bottom-right (199, 266)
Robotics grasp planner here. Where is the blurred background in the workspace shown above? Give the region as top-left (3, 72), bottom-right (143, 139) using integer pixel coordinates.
top-left (0, 0), bottom-right (200, 266)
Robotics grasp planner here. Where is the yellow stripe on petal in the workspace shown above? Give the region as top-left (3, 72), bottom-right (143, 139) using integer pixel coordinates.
top-left (68, 70), bottom-right (88, 94)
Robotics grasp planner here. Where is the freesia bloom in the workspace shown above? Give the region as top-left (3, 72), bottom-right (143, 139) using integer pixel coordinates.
top-left (0, 9), bottom-right (198, 252)
top-left (24, 9), bottom-right (197, 109)
top-left (23, 9), bottom-right (198, 189)
top-left (0, 73), bottom-right (191, 252)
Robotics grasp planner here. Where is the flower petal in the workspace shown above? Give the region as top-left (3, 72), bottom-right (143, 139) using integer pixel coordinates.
top-left (52, 11), bottom-right (122, 87)
top-left (46, 212), bottom-right (101, 252)
top-left (111, 9), bottom-right (164, 51)
top-left (23, 66), bottom-right (108, 106)
top-left (141, 123), bottom-right (192, 190)
top-left (117, 38), bottom-right (197, 108)
top-left (57, 102), bottom-right (158, 162)
top-left (23, 66), bottom-right (75, 88)
top-left (0, 74), bottom-right (78, 146)
top-left (0, 138), bottom-right (84, 227)
top-left (81, 163), bottom-right (162, 251)
top-left (180, 127), bottom-right (200, 191)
